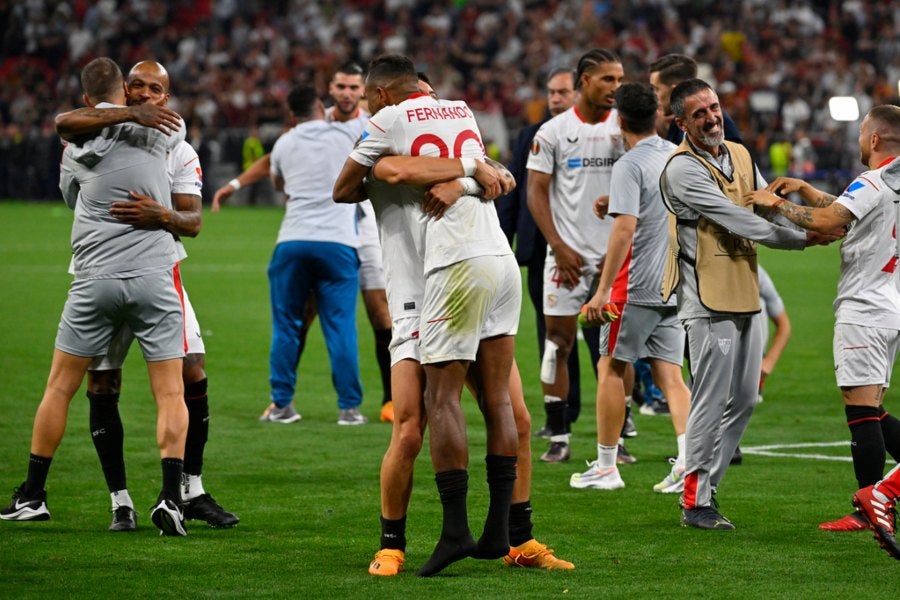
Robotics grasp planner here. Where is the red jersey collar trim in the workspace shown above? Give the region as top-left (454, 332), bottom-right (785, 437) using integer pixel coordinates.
top-left (877, 156), bottom-right (897, 169)
top-left (407, 92), bottom-right (430, 100)
top-left (573, 105), bottom-right (611, 123)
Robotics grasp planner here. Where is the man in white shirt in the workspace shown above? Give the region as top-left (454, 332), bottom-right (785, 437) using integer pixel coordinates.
top-left (526, 48), bottom-right (625, 463)
top-left (747, 104), bottom-right (900, 533)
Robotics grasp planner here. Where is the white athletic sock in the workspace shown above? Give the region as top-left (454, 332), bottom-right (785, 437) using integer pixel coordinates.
top-left (597, 444), bottom-right (617, 469)
top-left (549, 433), bottom-right (570, 444)
top-left (111, 489), bottom-right (134, 510)
top-left (182, 474), bottom-right (206, 501)
top-left (676, 433), bottom-right (686, 469)
top-left (617, 436), bottom-right (625, 445)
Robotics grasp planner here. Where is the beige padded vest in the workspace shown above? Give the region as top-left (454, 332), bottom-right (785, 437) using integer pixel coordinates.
top-left (660, 139), bottom-right (760, 314)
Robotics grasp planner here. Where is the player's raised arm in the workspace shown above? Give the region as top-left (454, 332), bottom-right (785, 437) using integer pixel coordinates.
top-left (55, 103), bottom-right (181, 142)
top-left (212, 154), bottom-right (272, 212)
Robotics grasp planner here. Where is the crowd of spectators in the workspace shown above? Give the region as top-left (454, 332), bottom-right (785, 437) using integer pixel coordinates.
top-left (1, 0), bottom-right (898, 200)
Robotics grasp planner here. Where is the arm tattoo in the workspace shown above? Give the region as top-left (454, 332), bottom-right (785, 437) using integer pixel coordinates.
top-left (832, 203), bottom-right (854, 221)
top-left (778, 202), bottom-right (816, 229)
top-left (814, 192), bottom-right (836, 208)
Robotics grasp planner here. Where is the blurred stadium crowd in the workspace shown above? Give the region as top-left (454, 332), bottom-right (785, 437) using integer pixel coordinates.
top-left (1, 0), bottom-right (898, 201)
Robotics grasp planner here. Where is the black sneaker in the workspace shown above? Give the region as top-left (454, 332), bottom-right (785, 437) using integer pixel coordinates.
top-left (681, 506), bottom-right (735, 530)
top-left (616, 443), bottom-right (637, 465)
top-left (533, 425), bottom-right (552, 439)
top-left (540, 441), bottom-right (570, 463)
top-left (109, 505), bottom-right (137, 532)
top-left (150, 496), bottom-right (187, 536)
top-left (0, 486), bottom-right (50, 521)
top-left (183, 494), bottom-right (239, 528)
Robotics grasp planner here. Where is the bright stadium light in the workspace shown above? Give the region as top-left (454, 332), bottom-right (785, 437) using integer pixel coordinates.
top-left (829, 96), bottom-right (859, 121)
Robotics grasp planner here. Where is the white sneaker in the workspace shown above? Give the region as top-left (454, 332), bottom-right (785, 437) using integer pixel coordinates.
top-left (653, 460), bottom-right (686, 493)
top-left (569, 462), bottom-right (625, 490)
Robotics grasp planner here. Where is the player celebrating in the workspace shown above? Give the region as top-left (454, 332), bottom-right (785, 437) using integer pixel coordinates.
top-left (335, 55), bottom-right (522, 577)
top-left (747, 105), bottom-right (900, 533)
top-left (52, 60), bottom-right (238, 531)
top-left (2, 58), bottom-right (188, 535)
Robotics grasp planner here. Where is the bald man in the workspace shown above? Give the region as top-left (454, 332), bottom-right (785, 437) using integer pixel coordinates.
top-left (54, 60), bottom-right (239, 532)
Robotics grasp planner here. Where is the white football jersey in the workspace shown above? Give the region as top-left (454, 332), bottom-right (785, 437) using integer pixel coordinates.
top-left (351, 93), bottom-right (512, 275)
top-left (833, 158), bottom-right (900, 329)
top-left (169, 140), bottom-right (202, 261)
top-left (364, 178), bottom-right (427, 321)
top-left (526, 106), bottom-right (624, 262)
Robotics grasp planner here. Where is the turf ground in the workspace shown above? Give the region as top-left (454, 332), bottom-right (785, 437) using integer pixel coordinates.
top-left (0, 200), bottom-right (897, 598)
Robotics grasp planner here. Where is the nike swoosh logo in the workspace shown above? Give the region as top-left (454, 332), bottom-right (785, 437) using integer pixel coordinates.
top-left (14, 499), bottom-right (34, 510)
top-left (566, 137), bottom-right (579, 143)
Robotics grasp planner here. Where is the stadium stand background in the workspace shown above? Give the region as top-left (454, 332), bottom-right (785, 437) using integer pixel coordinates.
top-left (1, 0), bottom-right (898, 203)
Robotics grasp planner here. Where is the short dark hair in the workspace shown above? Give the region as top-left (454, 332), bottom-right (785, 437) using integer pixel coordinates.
top-left (868, 104), bottom-right (900, 147)
top-left (649, 54), bottom-right (697, 86)
top-left (546, 67), bottom-right (575, 85)
top-left (81, 57), bottom-right (123, 102)
top-left (574, 48), bottom-right (620, 90)
top-left (615, 83), bottom-right (658, 134)
top-left (669, 78), bottom-right (713, 120)
top-left (286, 84), bottom-right (319, 119)
top-left (367, 54), bottom-right (417, 88)
top-left (417, 71), bottom-right (431, 85)
top-left (335, 62), bottom-right (364, 78)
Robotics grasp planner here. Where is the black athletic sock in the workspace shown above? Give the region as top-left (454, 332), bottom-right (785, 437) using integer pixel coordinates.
top-left (374, 328), bottom-right (392, 405)
top-left (878, 406), bottom-right (900, 462)
top-left (508, 500), bottom-right (534, 547)
top-left (418, 469), bottom-right (476, 577)
top-left (545, 399), bottom-right (568, 437)
top-left (87, 391), bottom-right (126, 492)
top-left (23, 454), bottom-right (52, 497)
top-left (474, 455), bottom-right (516, 559)
top-left (183, 379), bottom-right (209, 476)
top-left (380, 515), bottom-right (407, 551)
top-left (160, 458), bottom-right (184, 502)
top-left (846, 405), bottom-right (885, 488)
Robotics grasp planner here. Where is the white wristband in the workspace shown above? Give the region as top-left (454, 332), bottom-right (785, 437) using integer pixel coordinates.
top-left (460, 157), bottom-right (477, 177)
top-left (228, 178), bottom-right (242, 191)
top-left (460, 177), bottom-right (480, 196)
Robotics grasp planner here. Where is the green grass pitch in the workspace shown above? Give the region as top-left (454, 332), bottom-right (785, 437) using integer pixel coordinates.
top-left (0, 200), bottom-right (897, 598)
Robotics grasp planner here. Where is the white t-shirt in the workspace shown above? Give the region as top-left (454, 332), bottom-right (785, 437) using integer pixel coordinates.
top-left (350, 93), bottom-right (511, 275)
top-left (324, 108), bottom-right (382, 254)
top-left (270, 119), bottom-right (360, 247)
top-left (169, 140), bottom-right (202, 261)
top-left (526, 105), bottom-right (624, 263)
top-left (833, 158), bottom-right (900, 329)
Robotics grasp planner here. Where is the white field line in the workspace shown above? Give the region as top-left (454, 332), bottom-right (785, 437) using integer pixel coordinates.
top-left (741, 441), bottom-right (852, 462)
